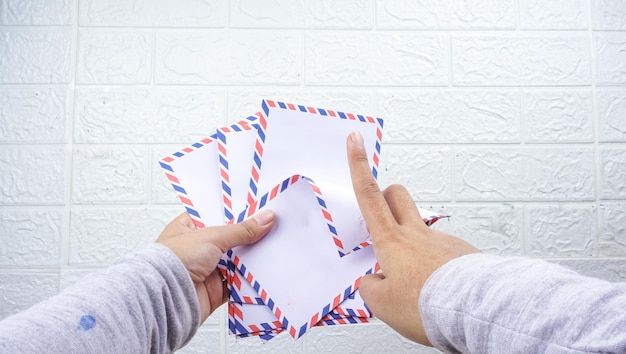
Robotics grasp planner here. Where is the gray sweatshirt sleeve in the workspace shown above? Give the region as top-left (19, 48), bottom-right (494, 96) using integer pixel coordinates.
top-left (0, 243), bottom-right (201, 354)
top-left (419, 253), bottom-right (626, 353)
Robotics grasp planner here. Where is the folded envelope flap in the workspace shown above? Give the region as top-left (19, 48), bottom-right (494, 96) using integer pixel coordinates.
top-left (303, 178), bottom-right (371, 256)
top-left (230, 174), bottom-right (379, 339)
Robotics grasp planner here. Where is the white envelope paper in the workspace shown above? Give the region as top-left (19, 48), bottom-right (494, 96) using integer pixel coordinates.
top-left (159, 136), bottom-right (222, 228)
top-left (229, 175), bottom-right (380, 339)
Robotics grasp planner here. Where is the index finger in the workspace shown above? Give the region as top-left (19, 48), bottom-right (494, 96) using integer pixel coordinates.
top-left (347, 131), bottom-right (397, 240)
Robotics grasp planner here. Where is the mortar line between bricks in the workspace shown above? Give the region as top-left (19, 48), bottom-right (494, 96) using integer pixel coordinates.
top-left (518, 89), bottom-right (526, 145)
top-left (0, 24), bottom-right (74, 29)
top-left (515, 0), bottom-right (521, 31)
top-left (450, 145), bottom-right (457, 204)
top-left (586, 0), bottom-right (601, 258)
top-left (65, 83), bottom-right (621, 89)
top-left (301, 31), bottom-right (306, 87)
top-left (150, 32), bottom-right (157, 86)
top-left (378, 143), bottom-right (607, 148)
top-left (60, 0), bottom-right (81, 273)
top-left (63, 142), bottom-right (626, 149)
top-left (0, 83), bottom-right (71, 87)
top-left (146, 145), bottom-right (154, 206)
top-left (448, 34), bottom-right (453, 87)
top-left (0, 268), bottom-right (102, 274)
top-left (145, 31), bottom-right (157, 207)
top-left (221, 90), bottom-right (228, 127)
top-left (372, 0), bottom-right (377, 30)
top-left (61, 83), bottom-right (607, 90)
top-left (19, 201), bottom-right (602, 209)
top-left (73, 26), bottom-right (593, 33)
top-left (64, 142), bottom-right (626, 148)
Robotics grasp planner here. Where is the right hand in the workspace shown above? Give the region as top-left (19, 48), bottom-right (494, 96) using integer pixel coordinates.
top-left (347, 131), bottom-right (479, 345)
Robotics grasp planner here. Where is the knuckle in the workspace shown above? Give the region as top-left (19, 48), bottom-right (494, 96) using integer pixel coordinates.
top-left (359, 179), bottom-right (381, 197)
top-left (353, 150), bottom-right (370, 163)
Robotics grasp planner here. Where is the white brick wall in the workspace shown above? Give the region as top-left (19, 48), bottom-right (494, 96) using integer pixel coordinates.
top-left (0, 1), bottom-right (624, 352)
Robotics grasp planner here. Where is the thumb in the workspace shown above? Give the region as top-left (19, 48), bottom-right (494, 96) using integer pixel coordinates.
top-left (206, 210), bottom-right (276, 253)
top-left (359, 272), bottom-right (387, 313)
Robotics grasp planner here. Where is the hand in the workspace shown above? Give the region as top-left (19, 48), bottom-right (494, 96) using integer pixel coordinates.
top-left (156, 210), bottom-right (275, 324)
top-left (347, 131), bottom-right (479, 345)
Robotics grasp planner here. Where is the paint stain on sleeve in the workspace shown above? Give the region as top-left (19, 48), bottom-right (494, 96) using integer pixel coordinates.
top-left (77, 315), bottom-right (97, 331)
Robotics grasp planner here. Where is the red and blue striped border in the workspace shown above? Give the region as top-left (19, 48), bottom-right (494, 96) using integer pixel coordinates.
top-left (316, 313), bottom-right (370, 326)
top-left (215, 114), bottom-right (262, 223)
top-left (159, 136), bottom-right (216, 229)
top-left (229, 303), bottom-right (371, 336)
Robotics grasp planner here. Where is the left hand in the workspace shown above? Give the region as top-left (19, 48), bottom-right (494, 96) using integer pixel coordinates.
top-left (156, 210), bottom-right (275, 323)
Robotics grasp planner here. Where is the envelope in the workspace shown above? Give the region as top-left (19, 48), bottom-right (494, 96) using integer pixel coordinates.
top-left (229, 175), bottom-right (380, 339)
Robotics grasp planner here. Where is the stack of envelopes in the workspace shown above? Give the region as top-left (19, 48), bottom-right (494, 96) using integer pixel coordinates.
top-left (160, 100), bottom-right (446, 341)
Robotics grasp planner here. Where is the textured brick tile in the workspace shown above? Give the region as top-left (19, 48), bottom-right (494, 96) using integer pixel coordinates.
top-left (598, 204), bottom-right (626, 256)
top-left (0, 209), bottom-right (63, 266)
top-left (592, 0), bottom-right (626, 30)
top-left (598, 89), bottom-right (626, 142)
top-left (600, 148), bottom-right (626, 199)
top-left (378, 90), bottom-right (520, 143)
top-left (227, 89), bottom-right (376, 124)
top-left (151, 147), bottom-right (184, 205)
top-left (202, 304), bottom-right (223, 326)
top-left (453, 35), bottom-right (590, 86)
top-left (519, 0), bottom-right (588, 29)
top-left (74, 88), bottom-right (225, 143)
top-left (430, 204), bottom-right (523, 256)
top-left (522, 90), bottom-right (593, 142)
top-left (455, 148), bottom-right (595, 201)
top-left (555, 259), bottom-right (626, 282)
top-left (528, 205), bottom-right (596, 257)
top-left (0, 87), bottom-right (67, 143)
top-left (226, 331), bottom-right (304, 353)
top-left (0, 0), bottom-right (72, 25)
top-left (77, 30), bottom-right (152, 84)
top-left (594, 32), bottom-right (626, 85)
top-left (0, 29), bottom-right (71, 83)
top-left (376, 0), bottom-right (515, 29)
top-left (378, 146), bottom-right (452, 202)
top-left (155, 31), bottom-right (302, 85)
top-left (230, 0), bottom-right (372, 28)
top-left (305, 322), bottom-right (439, 353)
top-left (79, 0), bottom-right (226, 27)
top-left (0, 273), bottom-right (59, 320)
top-left (69, 207), bottom-right (179, 265)
top-left (306, 33), bottom-right (448, 85)
top-left (0, 147), bottom-right (65, 205)
top-left (176, 328), bottom-right (220, 353)
top-left (72, 147), bottom-right (147, 204)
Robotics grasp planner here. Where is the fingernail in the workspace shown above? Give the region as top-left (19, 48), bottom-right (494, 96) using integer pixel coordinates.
top-left (349, 131), bottom-right (364, 150)
top-left (253, 210), bottom-right (274, 227)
